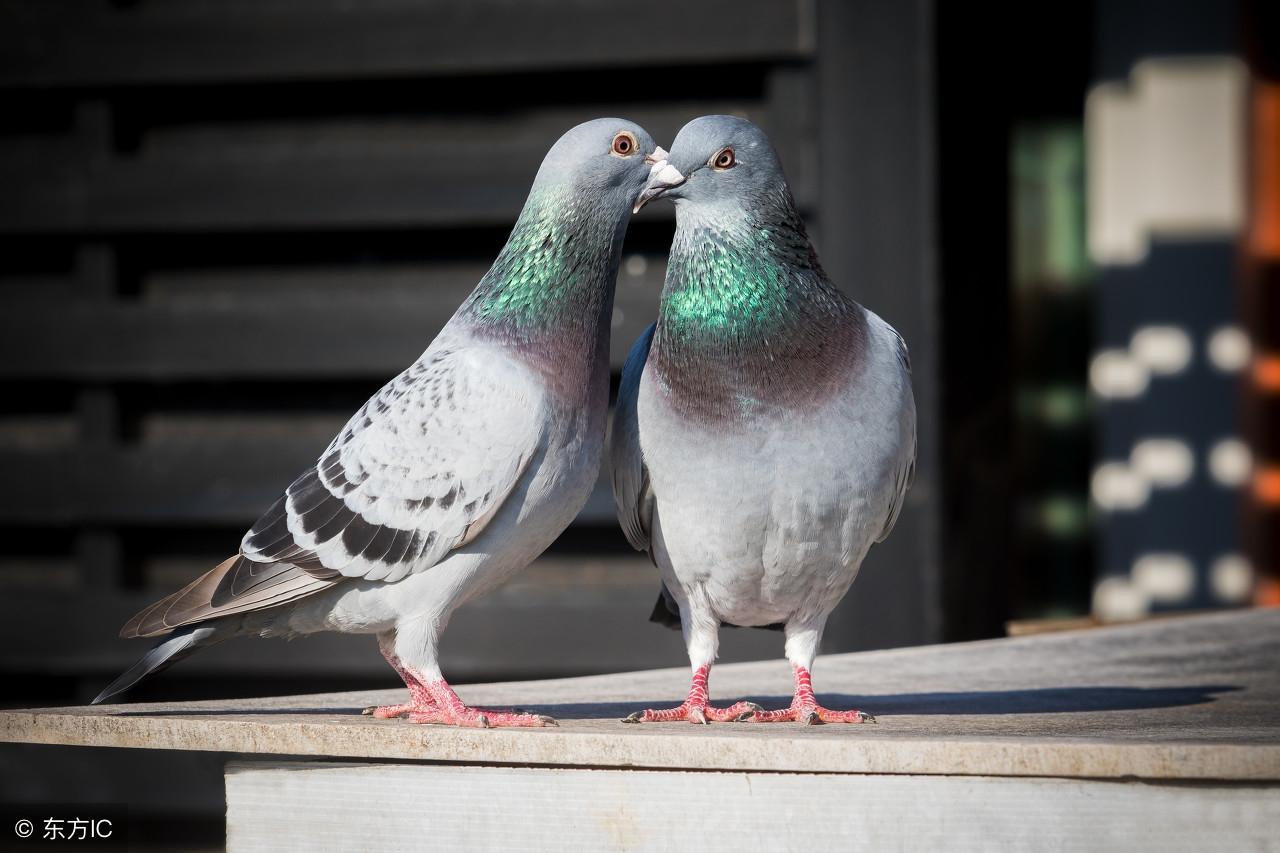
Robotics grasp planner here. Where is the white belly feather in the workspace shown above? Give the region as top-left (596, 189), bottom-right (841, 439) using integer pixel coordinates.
top-left (641, 321), bottom-right (914, 629)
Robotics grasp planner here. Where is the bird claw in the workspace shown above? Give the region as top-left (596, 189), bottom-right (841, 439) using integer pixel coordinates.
top-left (621, 700), bottom-right (756, 724)
top-left (363, 703), bottom-right (420, 719)
top-left (743, 703), bottom-right (876, 724)
top-left (459, 705), bottom-right (558, 727)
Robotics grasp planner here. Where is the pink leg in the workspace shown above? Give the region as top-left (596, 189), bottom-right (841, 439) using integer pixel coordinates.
top-left (746, 664), bottom-right (875, 724)
top-left (362, 641), bottom-right (439, 719)
top-left (622, 665), bottom-right (762, 725)
top-left (363, 638), bottom-right (555, 727)
top-left (406, 678), bottom-right (557, 728)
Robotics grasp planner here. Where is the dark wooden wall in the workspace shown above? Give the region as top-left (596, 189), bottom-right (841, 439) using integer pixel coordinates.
top-left (0, 0), bottom-right (940, 707)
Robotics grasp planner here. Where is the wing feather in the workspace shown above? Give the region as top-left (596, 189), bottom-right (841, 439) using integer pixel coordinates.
top-left (120, 555), bottom-right (340, 639)
top-left (610, 324), bottom-right (656, 553)
top-left (241, 339), bottom-right (544, 582)
top-left (119, 335), bottom-right (546, 639)
top-left (875, 323), bottom-right (917, 543)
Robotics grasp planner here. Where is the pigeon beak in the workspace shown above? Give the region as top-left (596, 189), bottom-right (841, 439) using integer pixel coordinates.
top-left (643, 146), bottom-right (669, 166)
top-left (634, 159), bottom-right (687, 213)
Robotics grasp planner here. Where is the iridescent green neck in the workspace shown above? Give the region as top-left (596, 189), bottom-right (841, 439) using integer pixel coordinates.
top-left (657, 200), bottom-right (838, 345)
top-left (458, 183), bottom-right (625, 403)
top-left (462, 186), bottom-right (621, 334)
top-left (661, 227), bottom-right (789, 340)
top-left (651, 195), bottom-right (866, 421)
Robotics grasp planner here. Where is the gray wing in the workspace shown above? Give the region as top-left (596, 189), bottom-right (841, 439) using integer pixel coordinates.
top-left (241, 340), bottom-right (545, 583)
top-left (122, 340), bottom-right (546, 638)
top-left (610, 323), bottom-right (656, 552)
top-left (876, 324), bottom-right (916, 543)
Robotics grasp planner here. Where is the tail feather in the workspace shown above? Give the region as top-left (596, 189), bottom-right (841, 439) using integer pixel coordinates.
top-left (91, 624), bottom-right (225, 705)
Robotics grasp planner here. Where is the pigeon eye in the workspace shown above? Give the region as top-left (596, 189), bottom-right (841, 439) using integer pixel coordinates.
top-left (611, 131), bottom-right (639, 157)
top-left (711, 147), bottom-right (736, 169)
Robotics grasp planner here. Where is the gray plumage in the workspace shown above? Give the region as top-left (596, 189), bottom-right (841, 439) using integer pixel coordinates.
top-left (92, 624), bottom-right (225, 704)
top-left (611, 116), bottom-right (915, 722)
top-left (95, 118), bottom-right (662, 712)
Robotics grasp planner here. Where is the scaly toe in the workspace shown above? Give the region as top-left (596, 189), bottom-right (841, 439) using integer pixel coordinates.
top-left (813, 706), bottom-right (876, 724)
top-left (458, 706), bottom-right (557, 727)
top-left (621, 702), bottom-right (735, 724)
top-left (404, 709), bottom-right (490, 727)
top-left (364, 703), bottom-right (422, 720)
top-left (471, 710), bottom-right (558, 727)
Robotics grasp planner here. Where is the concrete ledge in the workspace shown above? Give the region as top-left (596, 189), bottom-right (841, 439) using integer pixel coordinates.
top-left (3, 609), bottom-right (1278, 781)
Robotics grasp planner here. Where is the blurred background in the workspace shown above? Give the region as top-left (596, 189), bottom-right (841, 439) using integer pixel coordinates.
top-left (0, 0), bottom-right (1277, 846)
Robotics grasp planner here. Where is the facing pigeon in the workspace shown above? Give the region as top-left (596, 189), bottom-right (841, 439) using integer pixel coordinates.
top-left (612, 115), bottom-right (916, 724)
top-left (94, 118), bottom-right (664, 728)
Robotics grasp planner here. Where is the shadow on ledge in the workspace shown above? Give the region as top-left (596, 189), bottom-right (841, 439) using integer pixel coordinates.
top-left (110, 684), bottom-right (1240, 720)
top-left (507, 684), bottom-right (1242, 720)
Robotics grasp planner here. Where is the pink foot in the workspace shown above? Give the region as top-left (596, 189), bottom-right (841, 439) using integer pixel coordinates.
top-left (623, 700), bottom-right (760, 724)
top-left (363, 646), bottom-right (442, 719)
top-left (365, 638), bottom-right (555, 727)
top-left (744, 664), bottom-right (876, 725)
top-left (749, 704), bottom-right (875, 724)
top-left (621, 665), bottom-right (761, 725)
top-left (409, 679), bottom-right (557, 728)
top-left (363, 701), bottom-right (448, 720)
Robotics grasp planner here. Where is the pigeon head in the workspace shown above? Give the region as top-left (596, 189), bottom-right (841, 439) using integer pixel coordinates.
top-left (532, 117), bottom-right (666, 204)
top-left (633, 115), bottom-right (786, 213)
top-left (459, 118), bottom-right (665, 361)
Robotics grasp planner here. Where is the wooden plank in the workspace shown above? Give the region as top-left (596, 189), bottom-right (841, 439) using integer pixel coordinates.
top-left (0, 436), bottom-right (623, 525)
top-left (0, 259), bottom-right (665, 379)
top-left (225, 762), bottom-right (1280, 853)
top-left (0, 0), bottom-right (812, 87)
top-left (73, 528), bottom-right (122, 591)
top-left (0, 556), bottom-right (763, 681)
top-left (3, 610), bottom-right (1278, 779)
top-left (0, 101), bottom-right (813, 232)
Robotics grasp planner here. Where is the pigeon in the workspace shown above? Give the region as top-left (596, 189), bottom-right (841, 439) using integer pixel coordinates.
top-left (93, 118), bottom-right (665, 727)
top-left (611, 116), bottom-right (916, 724)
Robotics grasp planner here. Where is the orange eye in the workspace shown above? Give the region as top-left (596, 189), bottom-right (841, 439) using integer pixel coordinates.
top-left (611, 131), bottom-right (638, 157)
top-left (712, 147), bottom-right (736, 169)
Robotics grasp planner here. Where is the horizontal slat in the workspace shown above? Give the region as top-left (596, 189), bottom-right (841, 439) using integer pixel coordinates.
top-left (225, 763), bottom-right (1280, 853)
top-left (0, 259), bottom-right (664, 379)
top-left (0, 0), bottom-right (812, 87)
top-left (0, 422), bottom-right (931, 528)
top-left (0, 557), bottom-right (779, 680)
top-left (0, 432), bottom-right (625, 525)
top-left (0, 102), bottom-right (813, 232)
